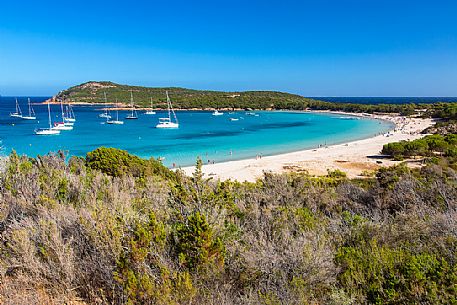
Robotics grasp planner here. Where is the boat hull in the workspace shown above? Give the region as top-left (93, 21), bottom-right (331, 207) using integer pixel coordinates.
top-left (107, 120), bottom-right (124, 125)
top-left (53, 124), bottom-right (73, 131)
top-left (35, 129), bottom-right (60, 135)
top-left (156, 122), bottom-right (179, 129)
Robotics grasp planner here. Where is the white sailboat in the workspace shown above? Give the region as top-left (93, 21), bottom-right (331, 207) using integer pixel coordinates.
top-left (156, 91), bottom-right (179, 128)
top-left (21, 98), bottom-right (36, 120)
top-left (125, 91), bottom-right (138, 119)
top-left (212, 109), bottom-right (224, 116)
top-left (107, 110), bottom-right (124, 125)
top-left (10, 98), bottom-right (23, 118)
top-left (35, 102), bottom-right (60, 135)
top-left (64, 104), bottom-right (76, 124)
top-left (52, 100), bottom-right (73, 130)
top-left (99, 92), bottom-right (112, 119)
top-left (145, 97), bottom-right (156, 115)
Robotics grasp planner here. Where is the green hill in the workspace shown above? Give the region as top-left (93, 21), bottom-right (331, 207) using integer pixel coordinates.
top-left (52, 81), bottom-right (456, 115)
top-left (53, 81), bottom-right (311, 110)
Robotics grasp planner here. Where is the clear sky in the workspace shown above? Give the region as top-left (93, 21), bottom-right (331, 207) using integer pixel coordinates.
top-left (1, 0), bottom-right (456, 96)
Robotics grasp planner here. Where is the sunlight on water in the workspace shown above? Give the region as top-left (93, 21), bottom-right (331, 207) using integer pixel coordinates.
top-left (0, 97), bottom-right (393, 167)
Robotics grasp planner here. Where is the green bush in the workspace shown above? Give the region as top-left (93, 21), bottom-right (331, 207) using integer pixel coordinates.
top-left (85, 147), bottom-right (175, 180)
top-left (383, 134), bottom-right (456, 160)
top-left (327, 169), bottom-right (347, 178)
top-left (336, 240), bottom-right (457, 304)
top-left (174, 212), bottom-right (225, 272)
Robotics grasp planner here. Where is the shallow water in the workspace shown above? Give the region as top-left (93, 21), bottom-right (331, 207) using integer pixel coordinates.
top-left (0, 97), bottom-right (393, 167)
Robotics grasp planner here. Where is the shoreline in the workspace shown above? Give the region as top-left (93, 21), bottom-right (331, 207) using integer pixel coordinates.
top-left (180, 112), bottom-right (435, 181)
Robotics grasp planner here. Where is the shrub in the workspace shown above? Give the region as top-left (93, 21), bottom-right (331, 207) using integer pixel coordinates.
top-left (85, 147), bottom-right (175, 180)
top-left (327, 169), bottom-right (347, 178)
top-left (174, 212), bottom-right (225, 272)
top-left (336, 240), bottom-right (457, 304)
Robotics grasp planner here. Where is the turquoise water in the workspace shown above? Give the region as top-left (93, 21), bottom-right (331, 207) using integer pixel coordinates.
top-left (0, 97), bottom-right (393, 166)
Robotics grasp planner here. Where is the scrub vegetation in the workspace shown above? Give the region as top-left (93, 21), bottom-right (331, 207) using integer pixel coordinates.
top-left (0, 145), bottom-right (455, 304)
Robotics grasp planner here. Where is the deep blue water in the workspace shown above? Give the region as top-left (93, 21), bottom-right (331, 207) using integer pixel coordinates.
top-left (0, 96), bottom-right (395, 166)
top-left (309, 96), bottom-right (457, 104)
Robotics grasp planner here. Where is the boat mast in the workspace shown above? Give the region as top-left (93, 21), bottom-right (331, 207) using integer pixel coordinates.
top-left (104, 92), bottom-right (108, 116)
top-left (166, 91), bottom-right (178, 124)
top-left (130, 90), bottom-right (136, 118)
top-left (60, 99), bottom-right (65, 121)
top-left (28, 98), bottom-right (32, 116)
top-left (130, 90), bottom-right (135, 116)
top-left (47, 102), bottom-right (52, 129)
top-left (16, 98), bottom-right (22, 115)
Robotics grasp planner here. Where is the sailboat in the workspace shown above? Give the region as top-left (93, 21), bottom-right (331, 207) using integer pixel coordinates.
top-left (145, 97), bottom-right (156, 115)
top-left (156, 91), bottom-right (179, 128)
top-left (107, 110), bottom-right (124, 125)
top-left (52, 100), bottom-right (73, 130)
top-left (99, 92), bottom-right (112, 119)
top-left (21, 98), bottom-right (36, 120)
top-left (35, 102), bottom-right (60, 135)
top-left (125, 91), bottom-right (138, 119)
top-left (212, 109), bottom-right (224, 116)
top-left (10, 98), bottom-right (23, 118)
top-left (64, 104), bottom-right (76, 124)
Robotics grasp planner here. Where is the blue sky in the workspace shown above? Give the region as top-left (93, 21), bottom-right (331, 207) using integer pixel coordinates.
top-left (1, 0), bottom-right (456, 96)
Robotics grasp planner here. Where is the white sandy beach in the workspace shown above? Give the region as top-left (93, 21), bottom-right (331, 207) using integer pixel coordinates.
top-left (181, 112), bottom-right (435, 181)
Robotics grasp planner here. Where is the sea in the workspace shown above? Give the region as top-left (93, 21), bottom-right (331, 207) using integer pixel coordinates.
top-left (1, 96), bottom-right (434, 167)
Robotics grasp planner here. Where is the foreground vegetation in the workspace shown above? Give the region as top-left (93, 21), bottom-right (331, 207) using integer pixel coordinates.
top-left (55, 81), bottom-right (457, 116)
top-left (382, 134), bottom-right (457, 161)
top-left (0, 146), bottom-right (455, 304)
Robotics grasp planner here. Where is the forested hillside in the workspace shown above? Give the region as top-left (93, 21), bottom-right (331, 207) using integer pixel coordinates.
top-left (52, 81), bottom-right (307, 110)
top-left (51, 81), bottom-right (456, 115)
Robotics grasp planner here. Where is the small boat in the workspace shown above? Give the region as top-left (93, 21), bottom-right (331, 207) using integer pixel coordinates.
top-left (52, 122), bottom-right (74, 130)
top-left (107, 110), bottom-right (124, 125)
top-left (10, 98), bottom-right (23, 118)
top-left (125, 91), bottom-right (138, 119)
top-left (145, 97), bottom-right (156, 115)
top-left (98, 112), bottom-right (111, 118)
top-left (212, 110), bottom-right (224, 116)
top-left (52, 100), bottom-right (73, 130)
top-left (156, 91), bottom-right (179, 128)
top-left (229, 118), bottom-right (239, 121)
top-left (99, 92), bottom-right (112, 119)
top-left (21, 98), bottom-right (37, 120)
top-left (35, 102), bottom-right (60, 135)
top-left (64, 104), bottom-right (76, 123)
top-left (35, 128), bottom-right (60, 135)
top-left (246, 112), bottom-right (257, 116)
